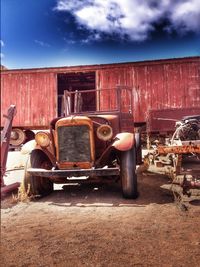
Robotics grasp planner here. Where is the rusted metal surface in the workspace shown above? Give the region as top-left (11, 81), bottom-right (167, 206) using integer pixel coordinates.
top-left (154, 114), bottom-right (200, 179)
top-left (1, 182), bottom-right (21, 195)
top-left (157, 144), bottom-right (200, 154)
top-left (148, 107), bottom-right (200, 133)
top-left (28, 87), bottom-right (135, 187)
top-left (175, 154), bottom-right (182, 175)
top-left (55, 116), bottom-right (95, 169)
top-left (1, 57), bottom-right (199, 131)
top-left (27, 167), bottom-right (120, 178)
top-left (1, 105), bottom-right (21, 195)
top-left (1, 105), bottom-right (16, 183)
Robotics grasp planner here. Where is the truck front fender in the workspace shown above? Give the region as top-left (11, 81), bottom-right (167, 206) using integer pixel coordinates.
top-left (112, 133), bottom-right (134, 151)
top-left (95, 133), bottom-right (135, 167)
top-left (21, 140), bottom-right (56, 166)
top-left (21, 140), bottom-right (37, 155)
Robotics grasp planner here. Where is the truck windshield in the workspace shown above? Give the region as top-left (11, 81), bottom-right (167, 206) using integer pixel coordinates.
top-left (62, 86), bottom-right (133, 115)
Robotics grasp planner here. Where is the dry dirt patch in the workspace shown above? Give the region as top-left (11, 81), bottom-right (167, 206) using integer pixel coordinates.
top-left (1, 172), bottom-right (200, 267)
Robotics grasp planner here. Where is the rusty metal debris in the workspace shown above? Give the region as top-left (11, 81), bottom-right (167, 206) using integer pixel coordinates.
top-left (1, 105), bottom-right (20, 195)
top-left (152, 115), bottom-right (200, 199)
top-left (157, 143), bottom-right (200, 155)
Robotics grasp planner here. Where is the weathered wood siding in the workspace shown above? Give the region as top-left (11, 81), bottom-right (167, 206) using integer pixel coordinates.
top-left (1, 72), bottom-right (56, 128)
top-left (1, 57), bottom-right (199, 128)
top-left (132, 60), bottom-right (200, 123)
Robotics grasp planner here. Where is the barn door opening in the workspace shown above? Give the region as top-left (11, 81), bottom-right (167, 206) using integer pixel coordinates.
top-left (57, 72), bottom-right (96, 116)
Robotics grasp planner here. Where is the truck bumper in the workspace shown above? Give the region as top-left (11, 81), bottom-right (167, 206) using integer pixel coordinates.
top-left (27, 167), bottom-right (120, 179)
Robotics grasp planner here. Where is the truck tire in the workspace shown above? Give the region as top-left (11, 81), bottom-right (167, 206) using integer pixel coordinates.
top-left (120, 147), bottom-right (138, 199)
top-left (23, 150), bottom-right (53, 197)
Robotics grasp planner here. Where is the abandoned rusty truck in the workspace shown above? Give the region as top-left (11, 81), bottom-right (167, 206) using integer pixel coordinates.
top-left (24, 87), bottom-right (141, 199)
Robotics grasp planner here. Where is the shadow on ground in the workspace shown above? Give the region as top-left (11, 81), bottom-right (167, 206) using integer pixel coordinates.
top-left (38, 171), bottom-right (174, 207)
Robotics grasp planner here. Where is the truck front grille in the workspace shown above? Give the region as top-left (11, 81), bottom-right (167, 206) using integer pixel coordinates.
top-left (57, 125), bottom-right (91, 162)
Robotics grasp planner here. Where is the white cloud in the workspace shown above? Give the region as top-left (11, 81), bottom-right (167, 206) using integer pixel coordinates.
top-left (0, 40), bottom-right (5, 47)
top-left (169, 0), bottom-right (200, 33)
top-left (0, 53), bottom-right (4, 59)
top-left (55, 0), bottom-right (200, 41)
top-left (34, 40), bottom-right (51, 47)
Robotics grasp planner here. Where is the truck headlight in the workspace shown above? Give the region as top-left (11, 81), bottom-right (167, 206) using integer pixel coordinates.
top-left (35, 132), bottom-right (50, 147)
top-left (97, 124), bottom-right (113, 141)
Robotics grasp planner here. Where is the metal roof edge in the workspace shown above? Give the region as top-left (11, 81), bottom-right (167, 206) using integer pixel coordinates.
top-left (1, 56), bottom-right (200, 74)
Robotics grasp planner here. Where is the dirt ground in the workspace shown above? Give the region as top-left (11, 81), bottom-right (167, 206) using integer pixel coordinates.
top-left (1, 168), bottom-right (200, 267)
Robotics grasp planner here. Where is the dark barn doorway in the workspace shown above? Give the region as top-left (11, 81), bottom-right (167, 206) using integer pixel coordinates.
top-left (57, 72), bottom-right (96, 116)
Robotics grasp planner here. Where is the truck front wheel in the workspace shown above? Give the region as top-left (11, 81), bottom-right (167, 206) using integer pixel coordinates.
top-left (23, 150), bottom-right (53, 197)
top-left (120, 147), bottom-right (138, 199)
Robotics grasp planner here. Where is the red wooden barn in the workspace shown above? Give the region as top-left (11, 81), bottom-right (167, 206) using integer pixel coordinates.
top-left (1, 56), bottom-right (200, 133)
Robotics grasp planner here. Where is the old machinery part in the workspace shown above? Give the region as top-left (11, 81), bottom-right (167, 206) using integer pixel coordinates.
top-left (173, 176), bottom-right (200, 196)
top-left (1, 105), bottom-right (17, 181)
top-left (182, 179), bottom-right (200, 190)
top-left (10, 128), bottom-right (26, 146)
top-left (1, 105), bottom-right (21, 195)
top-left (172, 115), bottom-right (200, 143)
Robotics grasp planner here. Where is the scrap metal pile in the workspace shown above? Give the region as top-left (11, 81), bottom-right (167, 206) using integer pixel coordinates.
top-left (155, 115), bottom-right (200, 196)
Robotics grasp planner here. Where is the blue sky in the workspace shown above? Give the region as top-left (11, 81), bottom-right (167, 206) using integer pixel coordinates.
top-left (1, 0), bottom-right (200, 69)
